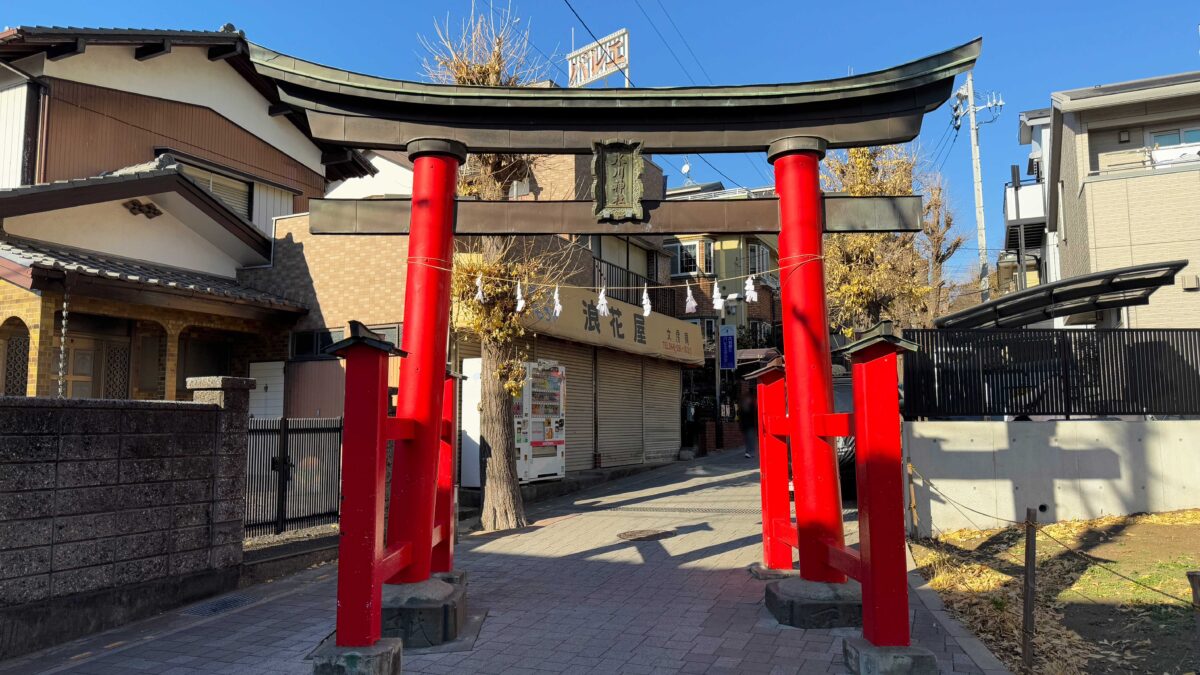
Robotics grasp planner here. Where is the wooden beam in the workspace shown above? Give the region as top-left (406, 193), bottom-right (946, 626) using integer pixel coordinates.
top-left (309, 195), bottom-right (923, 236)
top-left (826, 544), bottom-right (863, 581)
top-left (134, 40), bottom-right (172, 61)
top-left (813, 413), bottom-right (853, 438)
top-left (321, 149), bottom-right (354, 165)
top-left (46, 39), bottom-right (86, 61)
top-left (376, 542), bottom-right (412, 582)
top-left (207, 43), bottom-right (242, 61)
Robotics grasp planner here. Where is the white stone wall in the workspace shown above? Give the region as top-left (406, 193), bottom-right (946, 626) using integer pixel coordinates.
top-left (904, 420), bottom-right (1200, 537)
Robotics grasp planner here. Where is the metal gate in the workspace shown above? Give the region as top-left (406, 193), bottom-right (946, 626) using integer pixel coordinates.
top-left (245, 417), bottom-right (343, 537)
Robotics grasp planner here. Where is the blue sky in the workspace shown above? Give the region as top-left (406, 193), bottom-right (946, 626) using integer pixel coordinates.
top-left (7, 1), bottom-right (1200, 281)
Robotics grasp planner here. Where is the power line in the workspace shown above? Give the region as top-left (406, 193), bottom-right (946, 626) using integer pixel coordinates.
top-left (696, 155), bottom-right (749, 190)
top-left (631, 0), bottom-right (696, 84)
top-left (560, 0), bottom-right (748, 190)
top-left (935, 127), bottom-right (961, 175)
top-left (651, 0), bottom-right (714, 83)
top-left (486, 2), bottom-right (569, 80)
top-left (638, 0), bottom-right (768, 186)
top-left (560, 0), bottom-right (632, 84)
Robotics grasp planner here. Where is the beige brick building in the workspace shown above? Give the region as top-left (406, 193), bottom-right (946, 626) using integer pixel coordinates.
top-left (664, 183), bottom-right (783, 349)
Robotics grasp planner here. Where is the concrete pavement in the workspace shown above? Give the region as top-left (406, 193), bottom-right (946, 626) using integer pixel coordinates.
top-left (2, 452), bottom-right (1004, 674)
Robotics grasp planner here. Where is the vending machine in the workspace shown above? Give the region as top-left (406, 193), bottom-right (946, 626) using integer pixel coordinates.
top-left (514, 359), bottom-right (566, 483)
top-left (459, 358), bottom-right (566, 488)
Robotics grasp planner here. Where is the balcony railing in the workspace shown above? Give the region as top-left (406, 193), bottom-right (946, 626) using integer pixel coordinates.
top-left (1002, 179), bottom-right (1045, 223)
top-left (594, 259), bottom-right (677, 316)
top-left (1093, 145), bottom-right (1200, 176)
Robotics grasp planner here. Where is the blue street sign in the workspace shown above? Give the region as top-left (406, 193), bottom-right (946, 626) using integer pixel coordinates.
top-left (719, 324), bottom-right (737, 370)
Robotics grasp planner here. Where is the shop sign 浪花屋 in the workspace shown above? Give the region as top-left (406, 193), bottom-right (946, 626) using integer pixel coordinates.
top-left (523, 285), bottom-right (702, 365)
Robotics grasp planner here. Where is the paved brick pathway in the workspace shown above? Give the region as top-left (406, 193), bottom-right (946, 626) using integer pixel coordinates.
top-left (3, 452), bottom-right (1005, 675)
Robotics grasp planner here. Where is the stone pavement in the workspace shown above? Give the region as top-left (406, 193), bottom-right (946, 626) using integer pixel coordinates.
top-left (2, 452), bottom-right (1006, 675)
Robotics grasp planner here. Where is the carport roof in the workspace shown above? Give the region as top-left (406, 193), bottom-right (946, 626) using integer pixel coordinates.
top-left (935, 260), bottom-right (1188, 329)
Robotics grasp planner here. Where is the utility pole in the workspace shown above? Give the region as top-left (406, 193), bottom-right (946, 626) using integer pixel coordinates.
top-left (954, 71), bottom-right (1003, 302)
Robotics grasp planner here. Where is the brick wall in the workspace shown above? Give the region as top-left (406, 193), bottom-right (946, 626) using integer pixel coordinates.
top-left (0, 377), bottom-right (253, 659)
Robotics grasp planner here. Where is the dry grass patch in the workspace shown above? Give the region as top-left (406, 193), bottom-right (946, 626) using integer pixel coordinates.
top-left (912, 509), bottom-right (1200, 674)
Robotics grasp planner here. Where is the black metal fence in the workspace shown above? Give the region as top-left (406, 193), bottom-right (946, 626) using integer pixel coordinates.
top-left (903, 329), bottom-right (1200, 417)
top-left (594, 259), bottom-right (677, 315)
top-left (245, 417), bottom-right (343, 538)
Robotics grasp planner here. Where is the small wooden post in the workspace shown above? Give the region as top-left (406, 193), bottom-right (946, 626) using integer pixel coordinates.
top-left (1023, 507), bottom-right (1037, 671)
top-left (1187, 570), bottom-right (1199, 651)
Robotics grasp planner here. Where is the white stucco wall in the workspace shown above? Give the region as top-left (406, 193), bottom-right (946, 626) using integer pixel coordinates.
top-left (19, 46), bottom-right (322, 174)
top-left (905, 420), bottom-right (1200, 537)
top-left (0, 83), bottom-right (27, 188)
top-left (325, 151), bottom-right (413, 198)
top-left (5, 200), bottom-right (243, 278)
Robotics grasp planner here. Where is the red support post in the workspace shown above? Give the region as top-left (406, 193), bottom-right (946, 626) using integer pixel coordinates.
top-left (386, 142), bottom-right (464, 584)
top-left (770, 139), bottom-right (846, 583)
top-left (334, 342), bottom-right (389, 647)
top-left (431, 373), bottom-right (458, 574)
top-left (851, 343), bottom-right (910, 647)
top-left (756, 370), bottom-right (793, 570)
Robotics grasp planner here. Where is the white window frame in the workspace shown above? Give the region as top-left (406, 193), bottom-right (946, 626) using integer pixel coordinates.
top-left (1147, 124), bottom-right (1200, 148)
top-left (687, 318), bottom-right (717, 343)
top-left (748, 242), bottom-right (771, 275)
top-left (667, 239), bottom-right (713, 277)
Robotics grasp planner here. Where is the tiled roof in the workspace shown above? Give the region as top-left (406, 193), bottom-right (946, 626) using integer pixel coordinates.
top-left (0, 155), bottom-right (270, 255)
top-left (0, 25), bottom-right (244, 42)
top-left (0, 155), bottom-right (173, 194)
top-left (0, 237), bottom-right (305, 313)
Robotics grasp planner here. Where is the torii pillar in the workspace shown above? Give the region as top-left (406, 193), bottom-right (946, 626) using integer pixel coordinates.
top-left (769, 137), bottom-right (847, 582)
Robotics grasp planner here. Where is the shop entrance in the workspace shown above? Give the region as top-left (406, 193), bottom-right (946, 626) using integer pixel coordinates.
top-left (247, 36), bottom-right (982, 655)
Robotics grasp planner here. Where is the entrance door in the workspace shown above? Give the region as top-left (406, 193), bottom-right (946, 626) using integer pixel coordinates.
top-left (64, 338), bottom-right (97, 399)
top-left (50, 335), bottom-right (133, 399)
top-left (249, 361), bottom-right (285, 417)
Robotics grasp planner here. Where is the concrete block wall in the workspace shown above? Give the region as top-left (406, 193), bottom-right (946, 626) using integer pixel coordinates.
top-left (0, 376), bottom-right (254, 659)
top-left (905, 420), bottom-right (1200, 537)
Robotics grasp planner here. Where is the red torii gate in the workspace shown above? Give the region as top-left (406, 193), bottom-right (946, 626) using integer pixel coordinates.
top-left (249, 36), bottom-right (982, 672)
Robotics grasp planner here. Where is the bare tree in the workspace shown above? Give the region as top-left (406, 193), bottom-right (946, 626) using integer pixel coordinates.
top-left (424, 3), bottom-right (576, 530)
top-left (915, 176), bottom-right (965, 327)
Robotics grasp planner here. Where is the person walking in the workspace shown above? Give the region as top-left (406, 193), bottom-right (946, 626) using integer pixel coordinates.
top-left (739, 387), bottom-right (758, 459)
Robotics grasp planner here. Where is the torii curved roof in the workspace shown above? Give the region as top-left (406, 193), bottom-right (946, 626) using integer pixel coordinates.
top-left (248, 38), bottom-right (981, 154)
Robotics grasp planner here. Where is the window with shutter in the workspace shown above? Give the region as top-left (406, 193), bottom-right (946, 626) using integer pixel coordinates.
top-left (180, 164), bottom-right (252, 219)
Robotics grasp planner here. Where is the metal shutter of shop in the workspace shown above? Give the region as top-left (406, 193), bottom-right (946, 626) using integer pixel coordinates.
top-left (641, 358), bottom-right (681, 464)
top-left (535, 338), bottom-right (594, 472)
top-left (595, 348), bottom-right (643, 467)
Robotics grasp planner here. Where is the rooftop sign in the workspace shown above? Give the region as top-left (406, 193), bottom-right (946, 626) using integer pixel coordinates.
top-left (566, 28), bottom-right (629, 88)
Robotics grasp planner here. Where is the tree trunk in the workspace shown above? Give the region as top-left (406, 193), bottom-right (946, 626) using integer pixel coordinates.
top-left (478, 235), bottom-right (527, 531)
top-left (479, 338), bottom-right (527, 530)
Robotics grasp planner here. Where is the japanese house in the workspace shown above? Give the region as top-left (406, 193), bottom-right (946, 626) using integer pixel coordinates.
top-left (0, 26), bottom-right (372, 405)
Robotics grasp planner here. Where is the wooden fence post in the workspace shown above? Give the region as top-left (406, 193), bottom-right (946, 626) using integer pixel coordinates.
top-left (1023, 507), bottom-right (1037, 671)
